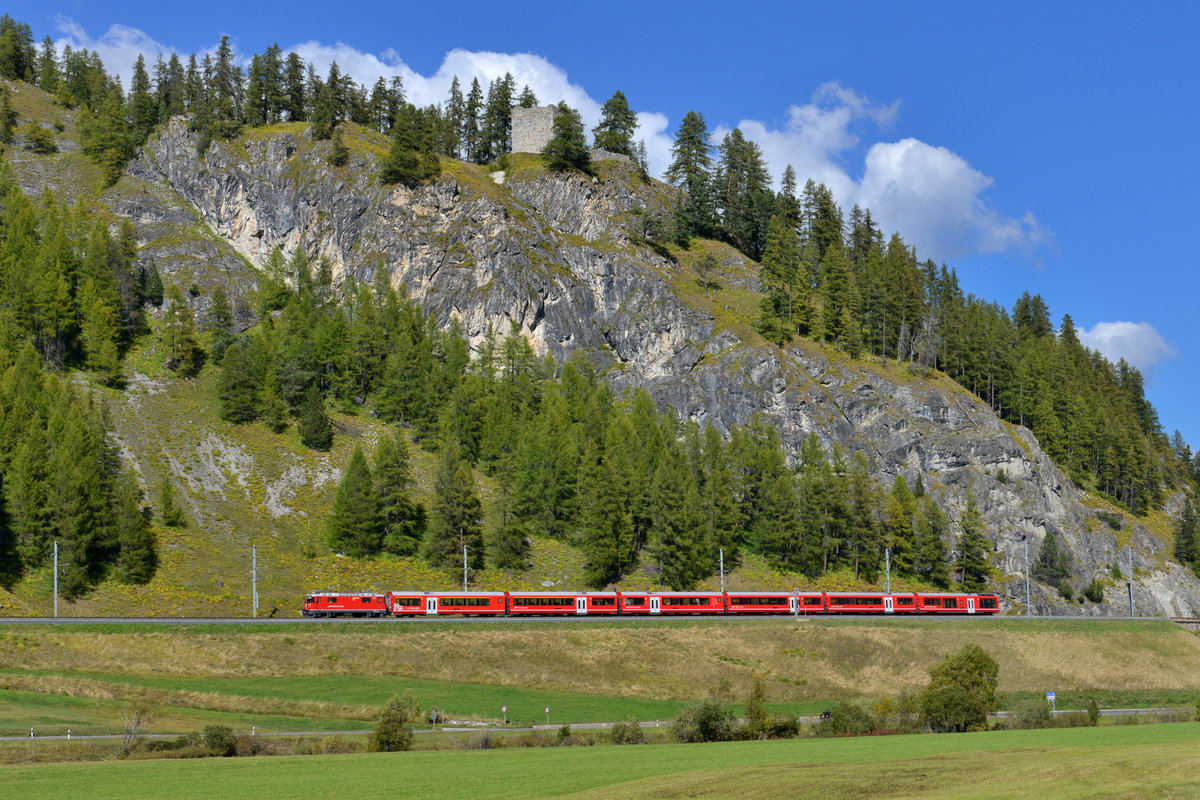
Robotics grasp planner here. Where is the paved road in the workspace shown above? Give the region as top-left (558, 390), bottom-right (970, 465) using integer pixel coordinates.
top-left (1, 708), bottom-right (1181, 743)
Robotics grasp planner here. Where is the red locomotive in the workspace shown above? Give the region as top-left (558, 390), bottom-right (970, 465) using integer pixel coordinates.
top-left (302, 590), bottom-right (1001, 618)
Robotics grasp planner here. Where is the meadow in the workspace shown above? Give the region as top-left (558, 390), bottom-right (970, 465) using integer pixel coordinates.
top-left (5, 722), bottom-right (1200, 799)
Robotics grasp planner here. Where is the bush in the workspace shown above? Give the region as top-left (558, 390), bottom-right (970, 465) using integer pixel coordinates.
top-left (817, 702), bottom-right (875, 737)
top-left (21, 124), bottom-right (56, 153)
top-left (671, 701), bottom-right (736, 743)
top-left (1082, 578), bottom-right (1105, 603)
top-left (203, 725), bottom-right (237, 757)
top-left (609, 717), bottom-right (645, 745)
top-left (1087, 698), bottom-right (1101, 726)
top-left (1007, 699), bottom-right (1053, 730)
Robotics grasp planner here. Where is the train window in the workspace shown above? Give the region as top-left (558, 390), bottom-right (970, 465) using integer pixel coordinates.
top-left (305, 596), bottom-right (314, 604)
top-left (394, 597), bottom-right (420, 607)
top-left (670, 597), bottom-right (713, 606)
top-left (514, 597), bottom-right (573, 607)
top-left (591, 598), bottom-right (616, 606)
top-left (897, 598), bottom-right (914, 606)
top-left (442, 597), bottom-right (494, 607)
top-left (980, 598), bottom-right (998, 609)
top-left (943, 598), bottom-right (958, 608)
top-left (624, 597), bottom-right (646, 605)
top-left (803, 597), bottom-right (823, 606)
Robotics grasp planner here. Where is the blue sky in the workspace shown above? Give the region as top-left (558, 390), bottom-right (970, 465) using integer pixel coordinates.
top-left (9, 0), bottom-right (1200, 447)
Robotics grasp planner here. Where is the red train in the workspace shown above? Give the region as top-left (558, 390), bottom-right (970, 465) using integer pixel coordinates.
top-left (301, 590), bottom-right (1000, 618)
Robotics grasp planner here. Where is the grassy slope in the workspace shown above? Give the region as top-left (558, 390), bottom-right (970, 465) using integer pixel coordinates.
top-left (6, 723), bottom-right (1200, 800)
top-left (0, 618), bottom-right (1198, 737)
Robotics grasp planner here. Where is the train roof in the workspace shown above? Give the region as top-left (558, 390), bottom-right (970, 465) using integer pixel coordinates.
top-left (387, 590), bottom-right (506, 597)
top-left (509, 591), bottom-right (619, 597)
top-left (307, 591), bottom-right (385, 597)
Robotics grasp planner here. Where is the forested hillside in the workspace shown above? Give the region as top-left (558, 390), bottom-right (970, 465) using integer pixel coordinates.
top-left (0, 13), bottom-right (1197, 614)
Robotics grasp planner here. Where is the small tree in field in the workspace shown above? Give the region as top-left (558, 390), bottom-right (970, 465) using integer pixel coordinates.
top-left (370, 694), bottom-right (414, 752)
top-left (920, 643), bottom-right (1000, 733)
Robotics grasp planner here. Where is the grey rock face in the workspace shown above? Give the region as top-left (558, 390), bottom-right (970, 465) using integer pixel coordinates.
top-left (134, 119), bottom-right (1200, 617)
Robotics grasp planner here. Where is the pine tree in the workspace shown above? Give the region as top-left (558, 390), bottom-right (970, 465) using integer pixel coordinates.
top-left (542, 102), bottom-right (591, 174)
top-left (424, 436), bottom-right (485, 571)
top-left (298, 386), bottom-right (333, 450)
top-left (218, 337), bottom-right (263, 423)
top-left (113, 471), bottom-right (156, 583)
top-left (158, 476), bottom-right (185, 528)
top-left (206, 285), bottom-right (234, 364)
top-left (1032, 532), bottom-right (1072, 597)
top-left (327, 125), bottom-right (349, 166)
top-left (592, 90), bottom-right (637, 156)
top-left (1174, 501), bottom-right (1198, 570)
top-left (374, 432), bottom-right (426, 556)
top-left (489, 453), bottom-right (530, 571)
top-left (129, 54), bottom-right (157, 145)
top-left (956, 492), bottom-right (991, 590)
top-left (913, 497), bottom-right (951, 588)
top-left (885, 476), bottom-right (916, 574)
top-left (327, 446), bottom-right (382, 557)
top-left (162, 285), bottom-right (204, 377)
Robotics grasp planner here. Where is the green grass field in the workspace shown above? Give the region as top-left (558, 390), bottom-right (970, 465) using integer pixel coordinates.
top-left (5, 722), bottom-right (1200, 799)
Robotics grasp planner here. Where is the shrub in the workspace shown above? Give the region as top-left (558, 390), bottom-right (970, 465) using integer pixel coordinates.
top-left (671, 701), bottom-right (736, 743)
top-left (22, 124), bottom-right (56, 153)
top-left (1082, 578), bottom-right (1105, 603)
top-left (203, 725), bottom-right (237, 757)
top-left (818, 702), bottom-right (875, 737)
top-left (1008, 699), bottom-right (1053, 729)
top-left (1087, 698), bottom-right (1101, 726)
top-left (609, 718), bottom-right (645, 745)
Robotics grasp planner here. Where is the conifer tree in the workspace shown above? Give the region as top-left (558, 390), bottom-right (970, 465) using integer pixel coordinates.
top-left (113, 471), bottom-right (155, 584)
top-left (592, 90), bottom-right (637, 156)
top-left (374, 431), bottom-right (426, 556)
top-left (218, 337), bottom-right (263, 423)
top-left (205, 285), bottom-right (234, 364)
top-left (158, 476), bottom-right (185, 528)
top-left (913, 497), bottom-right (951, 588)
top-left (298, 386), bottom-right (333, 450)
top-left (162, 285), bottom-right (204, 377)
top-left (1174, 501), bottom-right (1198, 571)
top-left (424, 435), bottom-right (484, 571)
top-left (542, 102), bottom-right (591, 174)
top-left (885, 476), bottom-right (916, 573)
top-left (956, 492), bottom-right (991, 590)
top-left (489, 453), bottom-right (530, 571)
top-left (327, 446), bottom-right (382, 557)
top-left (1032, 532), bottom-right (1072, 597)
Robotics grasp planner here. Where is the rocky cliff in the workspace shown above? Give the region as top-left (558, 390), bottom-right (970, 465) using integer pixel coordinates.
top-left (102, 118), bottom-right (1200, 617)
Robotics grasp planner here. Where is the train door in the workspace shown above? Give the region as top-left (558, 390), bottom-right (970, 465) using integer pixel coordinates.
top-left (575, 596), bottom-right (587, 615)
top-left (425, 596), bottom-right (438, 616)
top-left (650, 596), bottom-right (661, 615)
top-left (789, 595), bottom-right (799, 614)
top-left (884, 597), bottom-right (894, 614)
top-left (967, 598), bottom-right (976, 614)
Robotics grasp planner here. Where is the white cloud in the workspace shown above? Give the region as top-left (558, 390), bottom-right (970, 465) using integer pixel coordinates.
top-left (857, 138), bottom-right (1050, 260)
top-left (51, 20), bottom-right (1043, 263)
top-left (1078, 321), bottom-right (1177, 372)
top-left (53, 17), bottom-right (178, 85)
top-left (718, 83), bottom-right (1047, 263)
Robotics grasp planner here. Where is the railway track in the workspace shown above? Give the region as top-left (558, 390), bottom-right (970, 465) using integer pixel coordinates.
top-left (0, 614), bottom-right (1175, 625)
